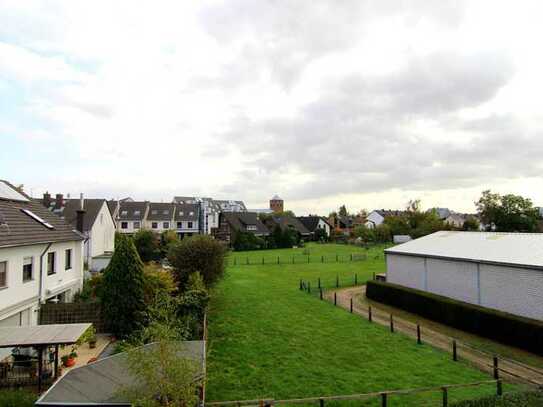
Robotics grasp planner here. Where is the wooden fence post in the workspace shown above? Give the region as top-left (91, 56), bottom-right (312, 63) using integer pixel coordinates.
top-left (292, 256), bottom-right (294, 264)
top-left (318, 278), bottom-right (321, 289)
top-left (277, 256), bottom-right (280, 264)
top-left (336, 275), bottom-right (339, 288)
top-left (442, 387), bottom-right (448, 407)
top-left (390, 314), bottom-right (394, 333)
top-left (355, 274), bottom-right (358, 285)
top-left (308, 282), bottom-right (311, 293)
top-left (336, 254), bottom-right (338, 262)
top-left (334, 292), bottom-right (337, 306)
top-left (319, 398), bottom-right (324, 407)
top-left (321, 255), bottom-right (324, 263)
top-left (369, 306), bottom-right (372, 322)
top-left (350, 298), bottom-right (353, 313)
top-left (308, 255), bottom-right (310, 263)
top-left (350, 253), bottom-right (353, 261)
top-left (320, 288), bottom-right (323, 300)
top-left (417, 324), bottom-right (422, 345)
top-left (299, 279), bottom-right (303, 290)
top-left (452, 340), bottom-right (457, 361)
top-left (381, 393), bottom-right (387, 407)
top-left (262, 257), bottom-right (264, 265)
top-left (496, 379), bottom-right (502, 396)
top-left (493, 357), bottom-right (499, 380)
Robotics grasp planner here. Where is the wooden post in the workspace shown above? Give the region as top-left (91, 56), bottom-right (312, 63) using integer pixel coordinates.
top-left (334, 292), bottom-right (337, 306)
top-left (320, 288), bottom-right (323, 300)
top-left (442, 387), bottom-right (448, 407)
top-left (308, 255), bottom-right (310, 263)
top-left (308, 282), bottom-right (311, 293)
top-left (336, 254), bottom-right (338, 262)
top-left (318, 278), bottom-right (321, 289)
top-left (350, 298), bottom-right (353, 313)
top-left (277, 256), bottom-right (280, 264)
top-left (262, 257), bottom-right (264, 265)
top-left (336, 275), bottom-right (339, 288)
top-left (54, 344), bottom-right (59, 378)
top-left (390, 314), bottom-right (394, 333)
top-left (351, 253), bottom-right (353, 261)
top-left (355, 274), bottom-right (358, 285)
top-left (381, 393), bottom-right (387, 407)
top-left (299, 279), bottom-right (303, 290)
top-left (496, 379), bottom-right (503, 396)
top-left (369, 306), bottom-right (372, 322)
top-left (319, 398), bottom-right (324, 407)
top-left (493, 356), bottom-right (499, 380)
top-left (453, 340), bottom-right (457, 361)
top-left (37, 345), bottom-right (43, 393)
top-left (292, 256), bottom-right (294, 264)
top-left (417, 324), bottom-right (422, 345)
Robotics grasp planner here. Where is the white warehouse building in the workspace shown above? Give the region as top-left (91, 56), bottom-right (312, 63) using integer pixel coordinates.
top-left (385, 231), bottom-right (543, 321)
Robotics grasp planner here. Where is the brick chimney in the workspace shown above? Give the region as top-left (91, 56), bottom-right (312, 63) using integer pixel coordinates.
top-left (43, 192), bottom-right (52, 208)
top-left (76, 193), bottom-right (86, 233)
top-left (54, 193), bottom-right (64, 210)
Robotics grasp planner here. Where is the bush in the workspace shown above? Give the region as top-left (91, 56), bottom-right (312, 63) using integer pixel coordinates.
top-left (168, 235), bottom-right (226, 288)
top-left (143, 263), bottom-right (177, 304)
top-left (160, 230), bottom-right (179, 258)
top-left (0, 389), bottom-right (36, 407)
top-left (102, 234), bottom-right (147, 338)
top-left (366, 280), bottom-right (543, 356)
top-left (133, 229), bottom-right (160, 262)
top-left (178, 273), bottom-right (210, 339)
top-left (233, 231), bottom-right (266, 251)
top-left (74, 274), bottom-right (103, 303)
top-left (314, 228), bottom-right (328, 242)
top-left (451, 391), bottom-right (543, 406)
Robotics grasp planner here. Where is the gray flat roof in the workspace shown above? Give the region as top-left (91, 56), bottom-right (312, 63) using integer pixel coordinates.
top-left (36, 340), bottom-right (205, 406)
top-left (0, 323), bottom-right (91, 348)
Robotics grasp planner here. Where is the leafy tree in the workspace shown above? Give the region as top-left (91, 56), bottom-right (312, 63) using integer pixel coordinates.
top-left (353, 225), bottom-right (376, 243)
top-left (374, 224), bottom-right (392, 242)
top-left (74, 274), bottom-right (104, 303)
top-left (462, 217), bottom-right (480, 231)
top-left (168, 235), bottom-right (226, 288)
top-left (178, 273), bottom-right (210, 339)
top-left (314, 227), bottom-right (328, 242)
top-left (142, 263), bottom-right (177, 304)
top-left (133, 229), bottom-right (160, 262)
top-left (338, 205), bottom-right (348, 217)
top-left (384, 215), bottom-right (410, 236)
top-left (102, 234), bottom-right (147, 338)
top-left (476, 190), bottom-right (539, 232)
top-left (232, 231), bottom-right (266, 251)
top-left (159, 230), bottom-right (178, 258)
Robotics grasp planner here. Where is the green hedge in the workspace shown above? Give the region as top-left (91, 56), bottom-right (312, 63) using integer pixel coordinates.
top-left (0, 389), bottom-right (36, 407)
top-left (365, 280), bottom-right (543, 356)
top-left (451, 391), bottom-right (543, 406)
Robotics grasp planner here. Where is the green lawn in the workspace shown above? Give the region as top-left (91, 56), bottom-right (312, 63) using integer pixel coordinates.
top-left (207, 243), bottom-right (517, 406)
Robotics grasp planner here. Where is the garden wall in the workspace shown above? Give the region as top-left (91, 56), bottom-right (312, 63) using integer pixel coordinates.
top-left (39, 302), bottom-right (106, 333)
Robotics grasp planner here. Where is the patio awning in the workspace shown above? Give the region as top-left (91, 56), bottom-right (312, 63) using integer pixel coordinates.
top-left (0, 323), bottom-right (92, 348)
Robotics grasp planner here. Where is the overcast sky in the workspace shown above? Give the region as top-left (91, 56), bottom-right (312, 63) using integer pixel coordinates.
top-left (1, 1), bottom-right (543, 215)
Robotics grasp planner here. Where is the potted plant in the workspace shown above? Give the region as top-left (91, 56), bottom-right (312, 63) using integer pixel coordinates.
top-left (88, 327), bottom-right (97, 349)
top-left (61, 350), bottom-right (78, 367)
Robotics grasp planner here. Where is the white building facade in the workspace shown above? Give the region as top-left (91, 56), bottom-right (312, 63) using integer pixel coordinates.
top-left (385, 231), bottom-right (543, 321)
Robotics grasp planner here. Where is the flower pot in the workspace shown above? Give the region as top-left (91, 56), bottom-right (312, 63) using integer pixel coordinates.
top-left (89, 341), bottom-right (97, 349)
top-left (64, 357), bottom-right (76, 367)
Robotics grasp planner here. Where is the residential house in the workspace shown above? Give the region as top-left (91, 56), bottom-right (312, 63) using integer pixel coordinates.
top-left (297, 216), bottom-right (331, 239)
top-left (145, 202), bottom-right (175, 233)
top-left (365, 210), bottom-right (405, 229)
top-left (174, 203), bottom-right (200, 238)
top-left (265, 216), bottom-right (311, 239)
top-left (41, 194), bottom-right (115, 271)
top-left (0, 180), bottom-right (85, 359)
top-left (444, 213), bottom-right (466, 228)
top-left (386, 231), bottom-right (543, 321)
top-left (269, 195), bottom-right (284, 213)
top-left (213, 212), bottom-right (269, 244)
top-left (117, 201), bottom-right (149, 234)
top-left (430, 207), bottom-right (451, 220)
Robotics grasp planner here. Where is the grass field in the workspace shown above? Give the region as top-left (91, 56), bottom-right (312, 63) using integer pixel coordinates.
top-left (206, 243), bottom-right (517, 406)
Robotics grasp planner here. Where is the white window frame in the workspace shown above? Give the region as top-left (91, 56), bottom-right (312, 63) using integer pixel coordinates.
top-left (47, 252), bottom-right (56, 275)
top-left (121, 221), bottom-right (128, 229)
top-left (65, 249), bottom-right (72, 270)
top-left (177, 222), bottom-right (183, 229)
top-left (23, 257), bottom-right (33, 282)
top-left (188, 221), bottom-right (193, 229)
top-left (163, 222), bottom-right (170, 229)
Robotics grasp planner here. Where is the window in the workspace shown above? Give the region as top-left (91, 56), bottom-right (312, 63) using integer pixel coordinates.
top-left (134, 210), bottom-right (141, 216)
top-left (134, 221), bottom-right (140, 229)
top-left (179, 211), bottom-right (184, 216)
top-left (163, 222), bottom-right (170, 229)
top-left (65, 249), bottom-right (72, 270)
top-left (121, 210), bottom-right (128, 216)
top-left (47, 252), bottom-right (56, 275)
top-left (163, 210), bottom-right (169, 215)
top-left (188, 222), bottom-right (193, 229)
top-left (23, 257), bottom-right (33, 282)
top-left (247, 225), bottom-right (257, 231)
top-left (0, 261), bottom-right (7, 288)
top-left (189, 211), bottom-right (194, 216)
top-left (177, 222), bottom-right (183, 229)
top-left (151, 210), bottom-right (158, 215)
top-left (121, 222), bottom-right (128, 229)
top-left (152, 222), bottom-right (158, 229)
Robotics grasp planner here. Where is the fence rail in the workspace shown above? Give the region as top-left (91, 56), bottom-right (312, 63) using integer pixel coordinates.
top-left (39, 302), bottom-right (106, 333)
top-left (226, 253), bottom-right (381, 267)
top-left (206, 379), bottom-right (501, 407)
top-left (299, 279), bottom-right (543, 388)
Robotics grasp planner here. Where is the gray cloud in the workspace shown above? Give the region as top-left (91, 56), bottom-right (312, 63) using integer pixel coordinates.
top-left (214, 49), bottom-right (534, 201)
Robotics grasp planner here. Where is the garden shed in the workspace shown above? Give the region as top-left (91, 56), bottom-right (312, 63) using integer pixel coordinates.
top-left (385, 231), bottom-right (543, 321)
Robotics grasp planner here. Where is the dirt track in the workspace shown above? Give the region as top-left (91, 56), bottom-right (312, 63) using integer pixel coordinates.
top-left (325, 286), bottom-right (543, 388)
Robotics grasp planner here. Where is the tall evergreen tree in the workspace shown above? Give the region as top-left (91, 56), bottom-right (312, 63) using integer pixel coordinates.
top-left (102, 234), bottom-right (147, 338)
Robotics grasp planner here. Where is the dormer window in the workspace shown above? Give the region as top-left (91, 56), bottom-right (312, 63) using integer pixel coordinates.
top-left (179, 211), bottom-right (184, 216)
top-left (121, 210), bottom-right (128, 216)
top-left (134, 210), bottom-right (141, 216)
top-left (163, 210), bottom-right (169, 215)
top-left (152, 210), bottom-right (158, 215)
top-left (189, 211), bottom-right (194, 216)
top-left (247, 225), bottom-right (257, 231)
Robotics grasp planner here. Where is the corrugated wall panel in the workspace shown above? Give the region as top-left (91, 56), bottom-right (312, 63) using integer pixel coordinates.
top-left (386, 254), bottom-right (425, 290)
top-left (426, 258), bottom-right (479, 304)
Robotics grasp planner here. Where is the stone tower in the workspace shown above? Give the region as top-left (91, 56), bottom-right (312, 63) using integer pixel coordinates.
top-left (270, 195), bottom-right (284, 213)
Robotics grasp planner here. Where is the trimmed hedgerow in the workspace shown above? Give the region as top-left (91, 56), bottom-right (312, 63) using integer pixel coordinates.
top-left (451, 390), bottom-right (543, 406)
top-left (365, 280), bottom-right (543, 356)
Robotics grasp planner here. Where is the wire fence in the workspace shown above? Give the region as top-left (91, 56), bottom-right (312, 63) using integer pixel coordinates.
top-left (226, 253), bottom-right (386, 267)
top-left (298, 279), bottom-right (543, 389)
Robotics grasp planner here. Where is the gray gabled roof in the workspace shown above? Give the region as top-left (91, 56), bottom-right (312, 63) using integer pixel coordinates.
top-left (174, 203), bottom-right (199, 221)
top-left (36, 341), bottom-right (205, 405)
top-left (222, 212), bottom-right (269, 235)
top-left (268, 216), bottom-right (311, 235)
top-left (0, 180), bottom-right (84, 248)
top-left (147, 202), bottom-right (175, 221)
top-left (117, 201), bottom-right (148, 221)
top-left (60, 199), bottom-right (108, 232)
top-left (0, 323), bottom-right (91, 348)
top-left (297, 216), bottom-right (330, 232)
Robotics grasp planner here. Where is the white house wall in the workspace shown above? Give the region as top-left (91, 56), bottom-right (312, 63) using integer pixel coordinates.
top-left (89, 202), bottom-right (115, 258)
top-left (366, 212), bottom-right (384, 228)
top-left (386, 253), bottom-right (543, 321)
